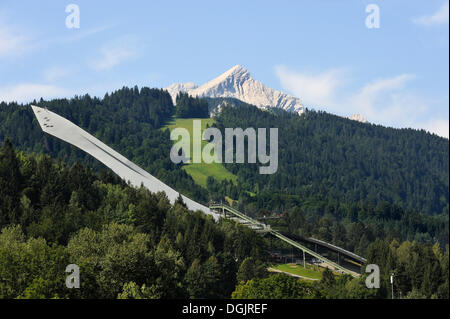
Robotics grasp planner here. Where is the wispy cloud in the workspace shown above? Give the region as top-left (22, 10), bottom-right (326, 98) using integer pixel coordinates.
top-left (0, 83), bottom-right (70, 103)
top-left (45, 25), bottom-right (113, 46)
top-left (90, 35), bottom-right (140, 71)
top-left (43, 67), bottom-right (71, 82)
top-left (275, 66), bottom-right (448, 138)
top-left (0, 22), bottom-right (27, 57)
top-left (274, 65), bottom-right (345, 107)
top-left (350, 74), bottom-right (416, 120)
top-left (1, 9), bottom-right (112, 59)
top-left (413, 1), bottom-right (449, 26)
top-left (347, 76), bottom-right (449, 138)
top-left (418, 118), bottom-right (449, 138)
top-left (66, 25), bottom-right (113, 42)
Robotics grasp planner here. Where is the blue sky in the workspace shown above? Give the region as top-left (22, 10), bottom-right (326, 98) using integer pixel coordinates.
top-left (0, 0), bottom-right (448, 137)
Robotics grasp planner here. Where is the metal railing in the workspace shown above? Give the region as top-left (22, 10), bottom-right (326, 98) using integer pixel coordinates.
top-left (209, 202), bottom-right (360, 277)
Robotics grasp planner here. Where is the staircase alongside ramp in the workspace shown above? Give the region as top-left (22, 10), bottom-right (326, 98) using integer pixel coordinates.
top-left (210, 202), bottom-right (361, 277)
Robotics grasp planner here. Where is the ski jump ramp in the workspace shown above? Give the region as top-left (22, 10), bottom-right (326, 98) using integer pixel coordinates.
top-left (31, 105), bottom-right (219, 220)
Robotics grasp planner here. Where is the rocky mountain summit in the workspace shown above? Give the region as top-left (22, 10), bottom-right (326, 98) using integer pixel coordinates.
top-left (348, 114), bottom-right (368, 123)
top-left (166, 65), bottom-right (305, 114)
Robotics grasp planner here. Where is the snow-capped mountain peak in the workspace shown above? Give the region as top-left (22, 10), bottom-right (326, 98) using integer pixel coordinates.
top-left (165, 65), bottom-right (304, 114)
top-left (165, 82), bottom-right (198, 102)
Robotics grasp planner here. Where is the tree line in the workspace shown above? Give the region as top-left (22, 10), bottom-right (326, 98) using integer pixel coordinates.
top-left (0, 140), bottom-right (448, 299)
top-left (0, 140), bottom-right (267, 298)
top-left (0, 88), bottom-right (448, 298)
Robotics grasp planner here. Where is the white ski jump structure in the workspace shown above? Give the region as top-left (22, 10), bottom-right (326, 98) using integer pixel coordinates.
top-left (30, 105), bottom-right (362, 276)
top-left (30, 105), bottom-right (220, 220)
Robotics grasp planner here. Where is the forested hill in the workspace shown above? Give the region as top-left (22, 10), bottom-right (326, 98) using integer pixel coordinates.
top-left (213, 104), bottom-right (449, 217)
top-left (0, 141), bottom-right (268, 299)
top-left (0, 87), bottom-right (209, 202)
top-left (1, 141), bottom-right (447, 299)
top-left (0, 86), bottom-right (448, 220)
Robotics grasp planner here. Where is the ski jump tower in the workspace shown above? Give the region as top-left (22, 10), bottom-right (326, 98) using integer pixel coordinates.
top-left (30, 105), bottom-right (362, 277)
top-left (30, 105), bottom-right (219, 220)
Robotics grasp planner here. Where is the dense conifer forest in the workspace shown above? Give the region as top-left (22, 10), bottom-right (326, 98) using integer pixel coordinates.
top-left (1, 141), bottom-right (447, 299)
top-left (0, 87), bottom-right (448, 298)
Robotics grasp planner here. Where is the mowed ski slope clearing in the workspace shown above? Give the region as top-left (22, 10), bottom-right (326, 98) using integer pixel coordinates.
top-left (164, 118), bottom-right (237, 188)
top-left (270, 264), bottom-right (324, 280)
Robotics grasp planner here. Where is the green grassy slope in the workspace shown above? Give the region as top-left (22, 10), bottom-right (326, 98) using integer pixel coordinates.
top-left (164, 118), bottom-right (237, 188)
top-left (270, 263), bottom-right (324, 280)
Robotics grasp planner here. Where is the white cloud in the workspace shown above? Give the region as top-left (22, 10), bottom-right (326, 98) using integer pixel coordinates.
top-left (44, 25), bottom-right (113, 47)
top-left (274, 65), bottom-right (345, 107)
top-left (413, 1), bottom-right (449, 26)
top-left (275, 66), bottom-right (448, 138)
top-left (350, 74), bottom-right (416, 120)
top-left (90, 36), bottom-right (139, 71)
top-left (0, 83), bottom-right (70, 103)
top-left (94, 48), bottom-right (133, 70)
top-left (0, 10), bottom-right (111, 58)
top-left (419, 118), bottom-right (449, 138)
top-left (43, 67), bottom-right (71, 82)
top-left (67, 25), bottom-right (113, 42)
